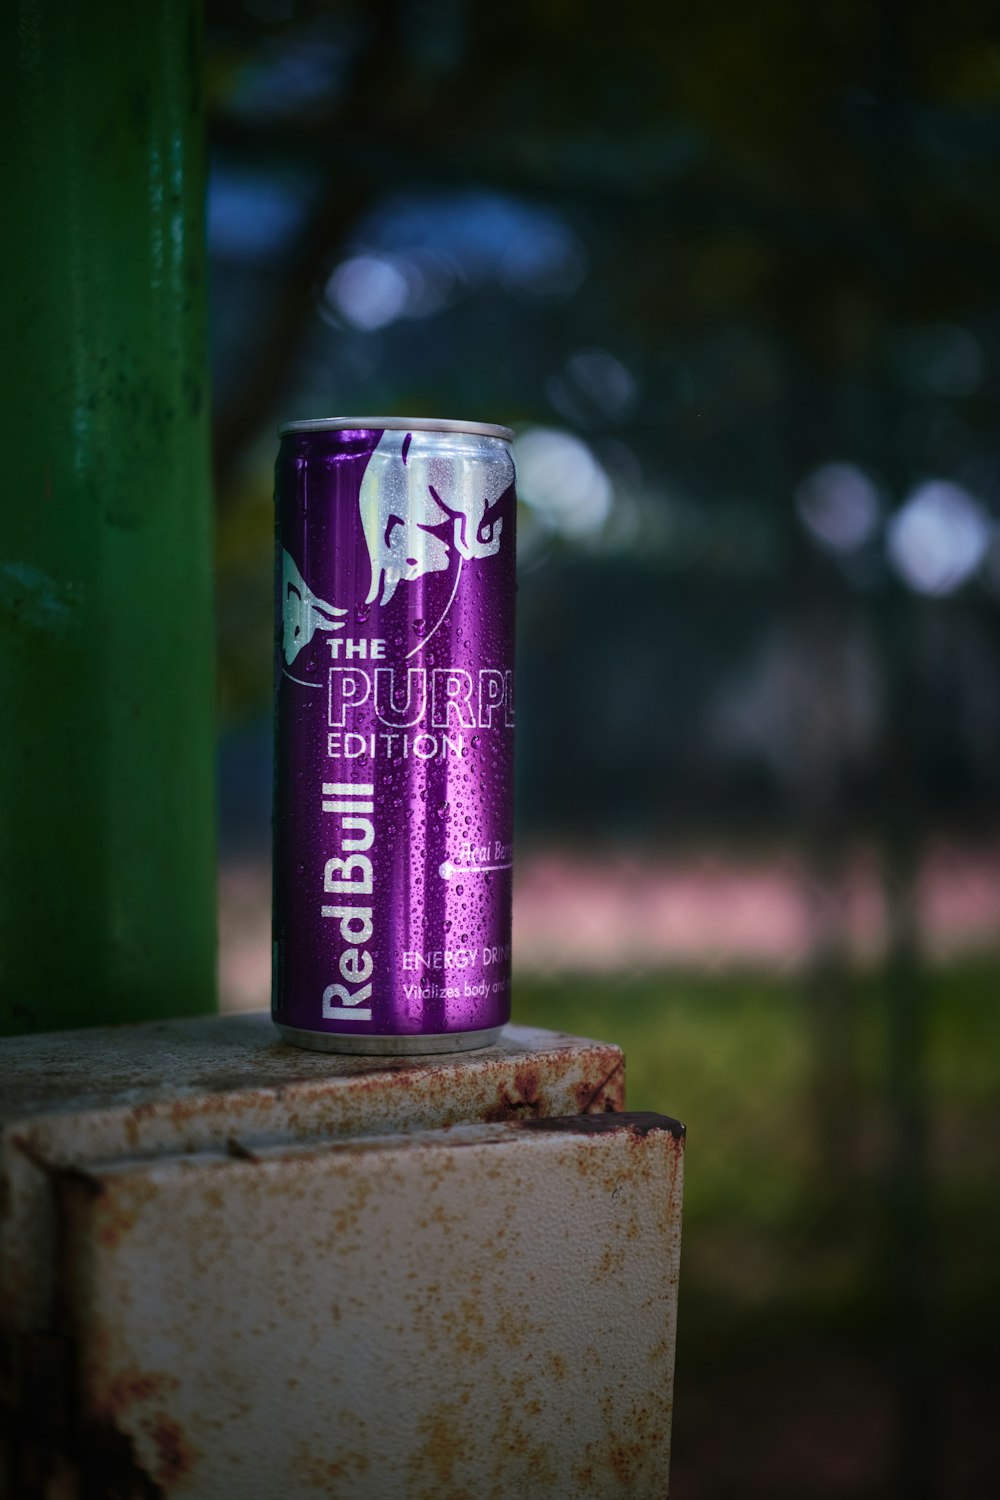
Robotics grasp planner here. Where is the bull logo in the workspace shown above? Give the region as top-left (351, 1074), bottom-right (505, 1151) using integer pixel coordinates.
top-left (281, 549), bottom-right (346, 667)
top-left (281, 428), bottom-right (511, 667)
top-left (359, 429), bottom-right (511, 606)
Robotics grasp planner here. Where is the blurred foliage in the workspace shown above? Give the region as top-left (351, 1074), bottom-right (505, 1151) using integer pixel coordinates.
top-left (207, 0), bottom-right (1000, 842)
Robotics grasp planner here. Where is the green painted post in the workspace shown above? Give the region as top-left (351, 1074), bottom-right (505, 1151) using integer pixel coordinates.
top-left (0, 1), bottom-right (215, 1033)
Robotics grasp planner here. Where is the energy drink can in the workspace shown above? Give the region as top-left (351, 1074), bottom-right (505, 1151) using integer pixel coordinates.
top-left (272, 417), bottom-right (516, 1053)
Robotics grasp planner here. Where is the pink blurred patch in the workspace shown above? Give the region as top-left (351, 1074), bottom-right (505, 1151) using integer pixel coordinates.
top-left (219, 842), bottom-right (1000, 1009)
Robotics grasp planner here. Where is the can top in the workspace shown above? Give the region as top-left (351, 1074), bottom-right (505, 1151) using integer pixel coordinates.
top-left (278, 415), bottom-right (514, 442)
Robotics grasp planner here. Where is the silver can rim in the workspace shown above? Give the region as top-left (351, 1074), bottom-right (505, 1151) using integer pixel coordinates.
top-left (278, 415), bottom-right (514, 442)
top-left (274, 1022), bottom-right (506, 1056)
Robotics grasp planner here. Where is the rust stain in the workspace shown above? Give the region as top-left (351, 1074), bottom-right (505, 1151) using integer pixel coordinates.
top-left (405, 1383), bottom-right (559, 1500)
top-left (293, 1441), bottom-right (371, 1490)
top-left (514, 1063), bottom-right (542, 1110)
top-left (105, 1370), bottom-right (180, 1413)
top-left (452, 1295), bottom-right (488, 1360)
top-left (495, 1308), bottom-right (528, 1354)
top-left (482, 1060), bottom-right (545, 1121)
top-left (649, 1333), bottom-right (674, 1363)
top-left (95, 1204), bottom-right (138, 1249)
top-left (326, 1451), bottom-right (371, 1481)
top-left (407, 1408), bottom-right (466, 1494)
top-left (60, 1166), bottom-right (164, 1249)
top-left (595, 1243), bottom-right (627, 1280)
top-left (481, 1379), bottom-right (558, 1498)
top-left (573, 1056), bottom-right (625, 1114)
top-left (146, 1412), bottom-right (195, 1487)
top-left (573, 1387), bottom-right (671, 1494)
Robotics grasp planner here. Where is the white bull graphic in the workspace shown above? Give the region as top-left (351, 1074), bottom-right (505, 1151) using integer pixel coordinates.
top-left (282, 549), bottom-right (346, 666)
top-left (359, 428), bottom-right (511, 606)
top-left (282, 428), bottom-right (512, 667)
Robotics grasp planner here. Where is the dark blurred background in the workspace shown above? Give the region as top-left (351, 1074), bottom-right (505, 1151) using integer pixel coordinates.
top-left (207, 3), bottom-right (1000, 1495)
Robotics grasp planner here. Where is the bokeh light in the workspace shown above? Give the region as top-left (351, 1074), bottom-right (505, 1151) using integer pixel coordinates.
top-left (324, 254), bottom-right (411, 331)
top-left (886, 480), bottom-right (990, 596)
top-left (547, 347), bottom-right (637, 425)
top-left (513, 427), bottom-right (613, 540)
top-left (795, 462), bottom-right (882, 555)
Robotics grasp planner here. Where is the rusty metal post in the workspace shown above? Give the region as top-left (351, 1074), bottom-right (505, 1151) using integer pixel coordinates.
top-left (0, 0), bottom-right (215, 1034)
top-left (1, 1018), bottom-right (684, 1498)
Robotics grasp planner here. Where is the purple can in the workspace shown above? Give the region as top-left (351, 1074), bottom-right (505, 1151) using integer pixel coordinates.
top-left (272, 417), bottom-right (516, 1053)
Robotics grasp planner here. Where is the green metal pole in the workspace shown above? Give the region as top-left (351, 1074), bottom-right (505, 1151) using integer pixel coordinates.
top-left (0, 1), bottom-right (216, 1033)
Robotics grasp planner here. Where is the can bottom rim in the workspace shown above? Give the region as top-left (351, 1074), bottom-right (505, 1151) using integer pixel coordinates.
top-left (273, 1023), bottom-right (505, 1056)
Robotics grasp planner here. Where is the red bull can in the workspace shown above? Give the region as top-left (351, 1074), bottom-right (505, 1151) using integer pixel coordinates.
top-left (272, 417), bottom-right (516, 1053)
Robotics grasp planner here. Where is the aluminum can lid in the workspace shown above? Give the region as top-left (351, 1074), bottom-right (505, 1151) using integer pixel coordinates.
top-left (278, 415), bottom-right (514, 442)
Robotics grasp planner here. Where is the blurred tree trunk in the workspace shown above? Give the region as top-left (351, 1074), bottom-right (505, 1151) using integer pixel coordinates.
top-left (879, 593), bottom-right (938, 1500)
top-left (871, 2), bottom-right (939, 1481)
top-left (794, 597), bottom-right (860, 1204)
top-left (779, 350), bottom-right (862, 1206)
